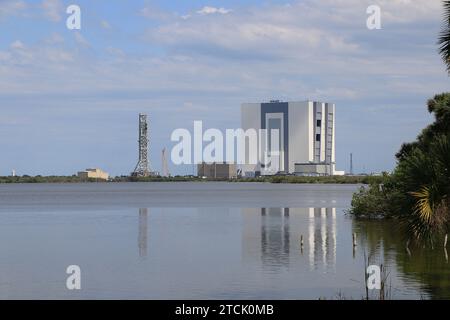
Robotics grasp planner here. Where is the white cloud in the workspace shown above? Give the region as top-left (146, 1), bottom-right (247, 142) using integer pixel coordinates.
top-left (45, 32), bottom-right (64, 44)
top-left (106, 46), bottom-right (126, 58)
top-left (100, 20), bottom-right (111, 29)
top-left (10, 40), bottom-right (25, 50)
top-left (197, 6), bottom-right (231, 15)
top-left (0, 0), bottom-right (446, 102)
top-left (0, 0), bottom-right (26, 19)
top-left (140, 5), bottom-right (172, 21)
top-left (41, 0), bottom-right (63, 22)
top-left (0, 115), bottom-right (29, 125)
top-left (74, 32), bottom-right (90, 47)
top-left (147, 3), bottom-right (360, 60)
top-left (295, 0), bottom-right (441, 25)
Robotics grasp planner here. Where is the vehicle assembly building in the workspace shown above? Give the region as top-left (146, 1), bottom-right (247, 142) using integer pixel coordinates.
top-left (241, 100), bottom-right (345, 176)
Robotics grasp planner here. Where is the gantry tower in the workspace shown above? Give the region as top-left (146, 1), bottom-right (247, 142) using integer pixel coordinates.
top-left (132, 113), bottom-right (152, 177)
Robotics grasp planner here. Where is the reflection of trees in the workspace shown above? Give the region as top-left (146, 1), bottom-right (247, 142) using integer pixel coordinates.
top-left (353, 219), bottom-right (450, 299)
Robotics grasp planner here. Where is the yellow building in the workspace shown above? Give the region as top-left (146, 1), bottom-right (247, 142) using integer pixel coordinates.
top-left (77, 168), bottom-right (109, 180)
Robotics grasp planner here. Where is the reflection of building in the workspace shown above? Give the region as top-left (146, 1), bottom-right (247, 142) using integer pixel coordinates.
top-left (307, 208), bottom-right (336, 271)
top-left (241, 100), bottom-right (345, 176)
top-left (242, 207), bottom-right (336, 271)
top-left (197, 162), bottom-right (237, 179)
top-left (77, 168), bottom-right (109, 180)
top-left (261, 208), bottom-right (290, 267)
top-left (241, 208), bottom-right (290, 269)
top-left (138, 208), bottom-right (148, 258)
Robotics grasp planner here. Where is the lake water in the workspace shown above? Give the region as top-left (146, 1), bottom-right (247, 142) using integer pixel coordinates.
top-left (0, 182), bottom-right (448, 300)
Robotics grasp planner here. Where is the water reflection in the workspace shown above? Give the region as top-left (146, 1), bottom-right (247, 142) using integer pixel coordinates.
top-left (131, 206), bottom-right (450, 299)
top-left (242, 207), bottom-right (337, 272)
top-left (308, 208), bottom-right (336, 271)
top-left (261, 208), bottom-right (290, 268)
top-left (138, 208), bottom-right (148, 258)
top-left (5, 182), bottom-right (450, 299)
top-left (352, 219), bottom-right (450, 299)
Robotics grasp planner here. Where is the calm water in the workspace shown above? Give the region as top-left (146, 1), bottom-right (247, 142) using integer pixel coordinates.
top-left (0, 182), bottom-right (449, 300)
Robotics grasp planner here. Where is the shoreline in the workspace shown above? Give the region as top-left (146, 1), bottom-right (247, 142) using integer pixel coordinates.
top-left (0, 175), bottom-right (384, 185)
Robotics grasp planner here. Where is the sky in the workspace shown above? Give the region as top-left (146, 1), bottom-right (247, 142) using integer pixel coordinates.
top-left (0, 0), bottom-right (449, 176)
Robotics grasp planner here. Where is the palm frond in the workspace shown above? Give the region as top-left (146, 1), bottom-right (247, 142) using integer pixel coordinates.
top-left (410, 186), bottom-right (433, 223)
top-left (439, 1), bottom-right (450, 73)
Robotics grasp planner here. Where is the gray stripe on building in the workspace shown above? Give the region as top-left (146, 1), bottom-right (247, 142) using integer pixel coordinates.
top-left (261, 102), bottom-right (289, 172)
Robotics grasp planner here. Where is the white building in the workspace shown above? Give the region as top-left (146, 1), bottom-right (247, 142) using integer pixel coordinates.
top-left (241, 100), bottom-right (344, 176)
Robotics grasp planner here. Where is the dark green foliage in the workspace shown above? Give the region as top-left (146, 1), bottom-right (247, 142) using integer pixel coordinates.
top-left (0, 174), bottom-right (382, 184)
top-left (112, 175), bottom-right (205, 182)
top-left (350, 185), bottom-right (389, 219)
top-left (350, 93), bottom-right (450, 244)
top-left (256, 175), bottom-right (384, 185)
top-left (0, 175), bottom-right (84, 183)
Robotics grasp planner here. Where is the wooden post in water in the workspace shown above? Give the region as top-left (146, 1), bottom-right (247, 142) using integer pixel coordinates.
top-left (406, 239), bottom-right (411, 257)
top-left (352, 233), bottom-right (357, 258)
top-left (300, 234), bottom-right (304, 254)
top-left (445, 248), bottom-right (448, 263)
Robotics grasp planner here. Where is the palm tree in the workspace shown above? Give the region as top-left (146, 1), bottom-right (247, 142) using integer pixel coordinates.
top-left (405, 135), bottom-right (450, 244)
top-left (439, 1), bottom-right (450, 73)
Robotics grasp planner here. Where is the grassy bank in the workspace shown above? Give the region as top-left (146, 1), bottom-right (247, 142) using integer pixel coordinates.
top-left (0, 175), bottom-right (84, 184)
top-left (234, 175), bottom-right (385, 184)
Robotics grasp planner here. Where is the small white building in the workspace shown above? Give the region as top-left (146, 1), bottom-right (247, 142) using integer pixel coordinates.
top-left (241, 100), bottom-right (344, 176)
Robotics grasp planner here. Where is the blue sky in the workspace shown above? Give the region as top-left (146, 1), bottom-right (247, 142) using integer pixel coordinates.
top-left (0, 0), bottom-right (449, 176)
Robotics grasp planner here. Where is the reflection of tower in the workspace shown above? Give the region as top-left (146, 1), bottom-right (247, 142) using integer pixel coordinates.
top-left (132, 114), bottom-right (151, 177)
top-left (161, 148), bottom-right (170, 177)
top-left (308, 208), bottom-right (336, 271)
top-left (138, 208), bottom-right (148, 258)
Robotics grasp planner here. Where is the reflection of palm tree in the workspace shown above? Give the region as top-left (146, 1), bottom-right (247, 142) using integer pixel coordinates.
top-left (439, 1), bottom-right (450, 73)
top-left (353, 219), bottom-right (450, 299)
